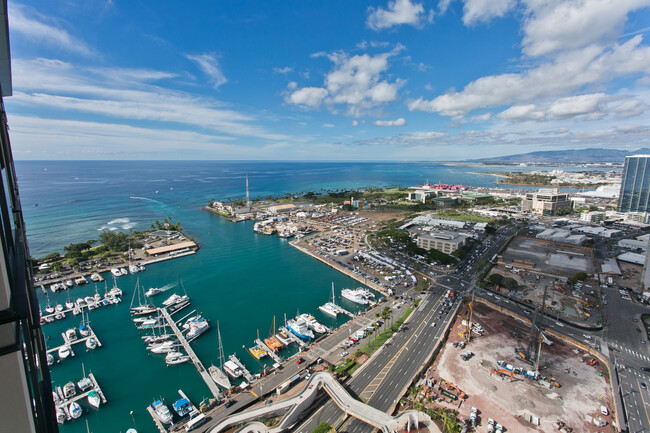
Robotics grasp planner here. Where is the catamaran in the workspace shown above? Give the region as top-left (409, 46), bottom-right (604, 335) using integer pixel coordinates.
top-left (319, 282), bottom-right (341, 317)
top-left (130, 278), bottom-right (156, 316)
top-left (263, 316), bottom-right (283, 352)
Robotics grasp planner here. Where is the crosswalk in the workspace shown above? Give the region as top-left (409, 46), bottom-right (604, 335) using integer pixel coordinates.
top-left (610, 342), bottom-right (650, 361)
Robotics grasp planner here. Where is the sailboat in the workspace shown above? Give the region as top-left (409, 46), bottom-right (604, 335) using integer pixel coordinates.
top-left (263, 316), bottom-right (283, 352)
top-left (79, 311), bottom-right (90, 337)
top-left (319, 282), bottom-right (341, 317)
top-left (130, 278), bottom-right (156, 316)
top-left (208, 321), bottom-right (231, 389)
top-left (44, 292), bottom-right (55, 314)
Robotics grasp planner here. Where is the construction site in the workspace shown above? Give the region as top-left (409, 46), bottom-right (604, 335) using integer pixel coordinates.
top-left (488, 236), bottom-right (602, 325)
top-left (407, 301), bottom-right (614, 433)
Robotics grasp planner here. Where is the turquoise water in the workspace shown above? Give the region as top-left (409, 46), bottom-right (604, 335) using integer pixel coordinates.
top-left (13, 161), bottom-right (597, 432)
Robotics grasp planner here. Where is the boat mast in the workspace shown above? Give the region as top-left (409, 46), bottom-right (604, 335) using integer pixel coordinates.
top-left (331, 282), bottom-right (336, 306)
top-left (130, 278), bottom-right (139, 308)
top-left (217, 321), bottom-right (226, 369)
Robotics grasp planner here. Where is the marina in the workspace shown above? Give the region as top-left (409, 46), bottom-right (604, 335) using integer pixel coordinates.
top-left (40, 293), bottom-right (123, 324)
top-left (158, 308), bottom-right (222, 399)
top-left (54, 373), bottom-right (107, 424)
top-left (254, 338), bottom-right (282, 363)
top-left (47, 326), bottom-right (103, 358)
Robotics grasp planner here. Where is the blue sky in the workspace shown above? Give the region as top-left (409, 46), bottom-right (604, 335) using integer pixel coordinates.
top-left (6, 0), bottom-right (650, 160)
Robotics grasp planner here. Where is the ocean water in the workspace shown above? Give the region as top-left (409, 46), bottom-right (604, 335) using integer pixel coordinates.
top-left (12, 160), bottom-right (576, 433)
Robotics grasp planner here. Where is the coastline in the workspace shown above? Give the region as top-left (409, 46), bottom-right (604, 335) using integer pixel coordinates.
top-left (289, 238), bottom-right (390, 297)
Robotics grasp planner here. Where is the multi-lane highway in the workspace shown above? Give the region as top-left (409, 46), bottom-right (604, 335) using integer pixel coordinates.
top-left (297, 287), bottom-right (458, 432)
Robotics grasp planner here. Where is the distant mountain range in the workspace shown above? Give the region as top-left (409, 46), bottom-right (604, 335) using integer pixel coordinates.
top-left (474, 148), bottom-right (650, 164)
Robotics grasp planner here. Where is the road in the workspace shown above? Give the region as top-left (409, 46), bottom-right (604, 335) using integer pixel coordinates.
top-left (296, 286), bottom-right (457, 433)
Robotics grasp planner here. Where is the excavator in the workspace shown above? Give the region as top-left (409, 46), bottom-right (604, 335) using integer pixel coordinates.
top-left (441, 379), bottom-right (467, 399)
top-left (489, 368), bottom-right (514, 379)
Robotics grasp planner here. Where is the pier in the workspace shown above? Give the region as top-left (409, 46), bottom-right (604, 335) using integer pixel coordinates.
top-left (177, 389), bottom-right (199, 414)
top-left (254, 338), bottom-right (283, 364)
top-left (55, 373), bottom-right (107, 423)
top-left (47, 326), bottom-right (103, 356)
top-left (41, 296), bottom-right (122, 323)
top-left (159, 308), bottom-right (221, 399)
top-left (229, 354), bottom-right (254, 383)
top-left (279, 326), bottom-right (306, 348)
top-left (146, 406), bottom-right (167, 433)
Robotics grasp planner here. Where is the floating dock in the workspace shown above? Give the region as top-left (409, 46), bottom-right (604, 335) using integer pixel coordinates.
top-left (41, 296), bottom-right (122, 323)
top-left (177, 389), bottom-right (199, 414)
top-left (47, 326), bottom-right (102, 356)
top-left (229, 354), bottom-right (254, 383)
top-left (255, 338), bottom-right (283, 364)
top-left (146, 405), bottom-right (167, 433)
top-left (279, 326), bottom-right (306, 348)
top-left (159, 308), bottom-right (221, 399)
top-left (55, 373), bottom-right (107, 423)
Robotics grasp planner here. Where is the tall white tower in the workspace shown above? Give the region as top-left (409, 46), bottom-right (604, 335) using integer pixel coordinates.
top-left (246, 173), bottom-right (250, 207)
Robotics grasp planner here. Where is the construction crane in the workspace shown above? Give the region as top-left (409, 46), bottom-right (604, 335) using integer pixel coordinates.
top-left (524, 285), bottom-right (548, 372)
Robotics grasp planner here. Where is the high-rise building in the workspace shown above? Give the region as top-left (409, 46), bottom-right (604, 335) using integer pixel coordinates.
top-left (0, 1), bottom-right (59, 431)
top-left (521, 188), bottom-right (572, 215)
top-left (618, 155), bottom-right (650, 215)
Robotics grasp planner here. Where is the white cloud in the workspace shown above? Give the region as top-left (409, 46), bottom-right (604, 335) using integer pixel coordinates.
top-left (374, 118), bottom-right (407, 126)
top-left (521, 0), bottom-right (650, 57)
top-left (273, 66), bottom-right (293, 74)
top-left (185, 53), bottom-right (227, 89)
top-left (438, 0), bottom-right (455, 13)
top-left (10, 58), bottom-right (287, 141)
top-left (323, 123), bottom-right (335, 128)
top-left (408, 36), bottom-right (650, 117)
top-left (367, 0), bottom-right (433, 30)
top-left (462, 0), bottom-right (517, 25)
top-left (352, 120), bottom-right (360, 126)
top-left (9, 4), bottom-right (93, 56)
top-left (287, 48), bottom-right (405, 116)
top-left (610, 98), bottom-right (650, 118)
top-left (287, 87), bottom-right (328, 108)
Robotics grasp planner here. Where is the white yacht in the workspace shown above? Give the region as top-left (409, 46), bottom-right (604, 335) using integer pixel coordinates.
top-left (110, 268), bottom-right (122, 277)
top-left (145, 287), bottom-right (165, 297)
top-left (165, 351), bottom-right (190, 365)
top-left (148, 341), bottom-right (176, 353)
top-left (286, 316), bottom-right (314, 340)
top-left (151, 400), bottom-right (173, 424)
top-left (129, 264), bottom-right (139, 274)
top-left (65, 328), bottom-right (77, 342)
top-left (318, 302), bottom-right (339, 317)
top-left (119, 267), bottom-right (128, 275)
top-left (341, 288), bottom-right (371, 305)
top-left (186, 320), bottom-right (210, 341)
top-left (299, 313), bottom-right (328, 333)
top-left (162, 293), bottom-right (188, 307)
top-left (58, 346), bottom-right (71, 359)
top-left (223, 360), bottom-right (244, 378)
top-left (56, 408), bottom-right (66, 424)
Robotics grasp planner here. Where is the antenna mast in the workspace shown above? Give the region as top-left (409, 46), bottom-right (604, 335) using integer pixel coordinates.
top-left (246, 173), bottom-right (250, 207)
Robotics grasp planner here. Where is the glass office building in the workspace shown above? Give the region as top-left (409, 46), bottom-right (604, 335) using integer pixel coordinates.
top-left (618, 155), bottom-right (650, 214)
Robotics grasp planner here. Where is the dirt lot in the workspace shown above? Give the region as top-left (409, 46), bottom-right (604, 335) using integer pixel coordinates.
top-left (424, 303), bottom-right (614, 433)
top-left (615, 261), bottom-right (643, 292)
top-left (486, 267), bottom-right (601, 324)
top-left (499, 237), bottom-right (597, 278)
